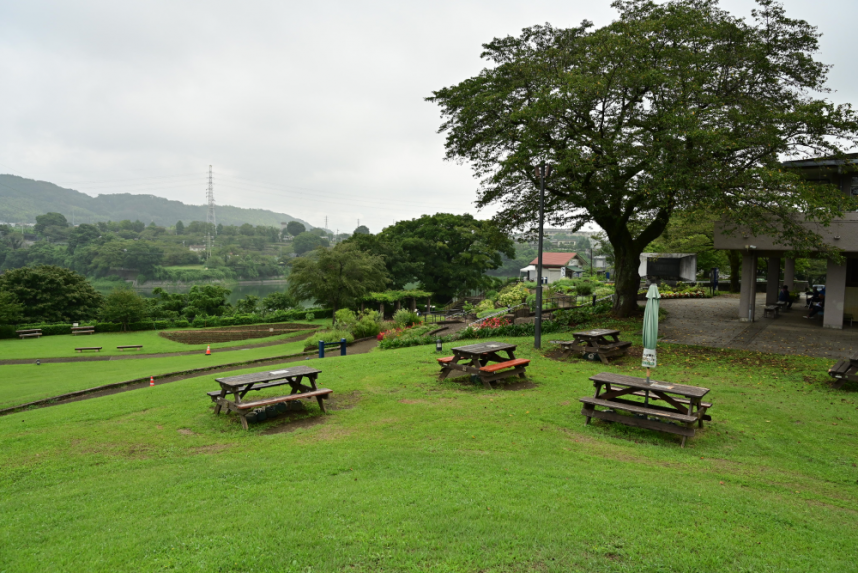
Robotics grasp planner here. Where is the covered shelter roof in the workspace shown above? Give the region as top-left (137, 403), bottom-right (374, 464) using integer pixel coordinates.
top-left (528, 252), bottom-right (580, 267)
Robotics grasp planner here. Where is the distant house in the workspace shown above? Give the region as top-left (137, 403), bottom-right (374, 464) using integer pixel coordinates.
top-left (520, 252), bottom-right (586, 283)
top-left (188, 245), bottom-right (206, 253)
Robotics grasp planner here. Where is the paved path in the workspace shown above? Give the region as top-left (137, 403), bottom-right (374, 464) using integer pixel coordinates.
top-left (659, 294), bottom-right (858, 360)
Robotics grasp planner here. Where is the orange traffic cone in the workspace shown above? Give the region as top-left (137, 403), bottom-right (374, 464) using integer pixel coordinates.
top-left (205, 345), bottom-right (211, 356)
top-left (149, 376), bottom-right (154, 387)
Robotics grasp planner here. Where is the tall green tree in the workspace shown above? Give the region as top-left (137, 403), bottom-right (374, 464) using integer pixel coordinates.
top-left (34, 212), bottom-right (70, 242)
top-left (0, 265), bottom-right (103, 323)
top-left (292, 232), bottom-right (329, 255)
top-left (100, 288), bottom-right (148, 331)
top-left (428, 0), bottom-right (858, 316)
top-left (344, 232), bottom-right (421, 289)
top-left (262, 291), bottom-right (297, 312)
top-left (377, 213), bottom-right (514, 301)
top-left (288, 242), bottom-right (389, 319)
top-left (185, 285), bottom-right (232, 318)
top-left (0, 291), bottom-right (24, 325)
top-left (285, 221), bottom-right (306, 237)
top-left (175, 220), bottom-right (185, 235)
top-left (67, 223), bottom-right (101, 254)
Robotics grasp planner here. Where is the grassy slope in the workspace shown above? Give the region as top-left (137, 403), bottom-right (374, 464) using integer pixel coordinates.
top-left (0, 336), bottom-right (856, 572)
top-left (0, 340), bottom-right (312, 408)
top-left (0, 321), bottom-right (325, 360)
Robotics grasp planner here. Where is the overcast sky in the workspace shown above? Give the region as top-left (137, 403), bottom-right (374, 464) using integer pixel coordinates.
top-left (1, 0), bottom-right (855, 233)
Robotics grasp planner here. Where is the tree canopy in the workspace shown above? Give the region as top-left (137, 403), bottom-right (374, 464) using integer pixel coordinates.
top-left (288, 242), bottom-right (389, 318)
top-left (285, 221), bottom-right (306, 237)
top-left (428, 0), bottom-right (858, 315)
top-left (100, 288), bottom-right (148, 330)
top-left (292, 231), bottom-right (329, 255)
top-left (0, 265), bottom-right (103, 323)
top-left (376, 213), bottom-right (514, 301)
top-left (0, 291), bottom-right (24, 325)
top-left (354, 225), bottom-right (370, 235)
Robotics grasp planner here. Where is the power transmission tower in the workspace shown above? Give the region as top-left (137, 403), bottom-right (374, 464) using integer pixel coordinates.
top-left (206, 165), bottom-right (217, 259)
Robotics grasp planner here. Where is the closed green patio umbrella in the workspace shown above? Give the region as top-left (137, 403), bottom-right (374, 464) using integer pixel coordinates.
top-left (642, 284), bottom-right (661, 386)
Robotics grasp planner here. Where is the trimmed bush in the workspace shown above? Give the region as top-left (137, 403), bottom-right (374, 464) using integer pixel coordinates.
top-left (303, 329), bottom-right (354, 351)
top-left (393, 309), bottom-right (419, 328)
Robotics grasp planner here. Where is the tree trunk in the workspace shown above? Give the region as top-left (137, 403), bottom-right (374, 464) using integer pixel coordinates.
top-left (612, 246), bottom-right (643, 317)
top-left (727, 250), bottom-right (741, 292)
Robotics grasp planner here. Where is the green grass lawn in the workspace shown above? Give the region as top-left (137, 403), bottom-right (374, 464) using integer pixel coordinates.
top-left (0, 331), bottom-right (856, 571)
top-left (0, 322), bottom-right (323, 360)
top-left (0, 340), bottom-right (314, 408)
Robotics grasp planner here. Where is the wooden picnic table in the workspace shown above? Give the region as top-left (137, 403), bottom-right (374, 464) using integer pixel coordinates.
top-left (437, 341), bottom-right (530, 389)
top-left (828, 354), bottom-right (858, 388)
top-left (579, 372), bottom-right (712, 447)
top-left (210, 365), bottom-right (331, 429)
top-left (557, 329), bottom-right (631, 364)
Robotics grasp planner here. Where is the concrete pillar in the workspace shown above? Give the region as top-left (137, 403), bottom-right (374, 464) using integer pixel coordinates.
top-left (765, 257), bottom-right (780, 305)
top-left (739, 252), bottom-right (757, 322)
top-left (823, 259), bottom-right (846, 330)
top-left (784, 258), bottom-right (795, 291)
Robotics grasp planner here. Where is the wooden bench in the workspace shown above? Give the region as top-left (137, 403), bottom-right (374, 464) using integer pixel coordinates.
top-left (75, 347), bottom-right (102, 353)
top-left (762, 305), bottom-right (779, 319)
top-left (117, 345), bottom-right (143, 351)
top-left (479, 358), bottom-right (530, 373)
top-left (206, 379), bottom-right (299, 401)
top-left (219, 388), bottom-right (333, 429)
top-left (17, 329), bottom-right (42, 339)
top-left (437, 356), bottom-right (455, 364)
top-left (72, 327), bottom-right (95, 335)
top-left (775, 301), bottom-right (791, 312)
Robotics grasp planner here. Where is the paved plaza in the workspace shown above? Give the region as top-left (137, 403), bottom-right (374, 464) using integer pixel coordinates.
top-left (659, 293), bottom-right (858, 360)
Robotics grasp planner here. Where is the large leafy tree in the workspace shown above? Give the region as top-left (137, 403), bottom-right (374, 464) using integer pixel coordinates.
top-left (100, 288), bottom-right (148, 331)
top-left (428, 0), bottom-right (858, 316)
top-left (288, 242), bottom-right (389, 319)
top-left (344, 232), bottom-right (421, 290)
top-left (292, 231), bottom-right (329, 255)
top-left (0, 265), bottom-right (103, 323)
top-left (185, 285), bottom-right (232, 318)
top-left (34, 212), bottom-right (69, 242)
top-left (285, 221), bottom-right (306, 238)
top-left (377, 213), bottom-right (514, 301)
top-left (0, 291), bottom-right (24, 325)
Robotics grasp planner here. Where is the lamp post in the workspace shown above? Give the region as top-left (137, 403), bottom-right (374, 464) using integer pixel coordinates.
top-left (534, 162), bottom-right (552, 349)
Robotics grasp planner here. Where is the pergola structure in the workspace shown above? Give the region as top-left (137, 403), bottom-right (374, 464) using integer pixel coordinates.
top-left (714, 154), bottom-right (858, 330)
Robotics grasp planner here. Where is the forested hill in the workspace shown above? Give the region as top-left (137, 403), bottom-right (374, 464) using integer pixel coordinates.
top-left (0, 174), bottom-right (315, 229)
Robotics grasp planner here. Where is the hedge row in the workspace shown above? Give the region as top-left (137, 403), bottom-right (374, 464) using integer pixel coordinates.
top-left (0, 307), bottom-right (332, 339)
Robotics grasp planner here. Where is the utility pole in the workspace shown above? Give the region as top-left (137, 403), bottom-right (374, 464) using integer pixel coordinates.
top-left (534, 162), bottom-right (551, 349)
top-left (206, 165), bottom-right (216, 259)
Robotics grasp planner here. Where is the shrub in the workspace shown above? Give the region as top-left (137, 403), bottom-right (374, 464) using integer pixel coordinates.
top-left (393, 309), bottom-right (419, 328)
top-left (352, 316), bottom-right (381, 339)
top-left (305, 311), bottom-right (315, 321)
top-left (476, 299), bottom-right (495, 314)
top-left (174, 320), bottom-right (190, 328)
top-left (575, 282), bottom-right (594, 296)
top-left (303, 329), bottom-right (354, 351)
top-left (497, 283), bottom-right (529, 307)
top-left (334, 309), bottom-right (357, 328)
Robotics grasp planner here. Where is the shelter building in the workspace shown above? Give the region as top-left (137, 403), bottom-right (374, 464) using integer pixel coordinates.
top-left (714, 154), bottom-right (858, 329)
top-left (520, 252), bottom-right (586, 283)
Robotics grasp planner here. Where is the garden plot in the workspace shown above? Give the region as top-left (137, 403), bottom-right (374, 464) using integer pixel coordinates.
top-left (159, 322), bottom-right (320, 344)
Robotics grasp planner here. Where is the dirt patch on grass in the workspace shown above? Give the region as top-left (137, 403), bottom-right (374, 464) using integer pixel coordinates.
top-left (399, 398), bottom-right (428, 404)
top-left (160, 323), bottom-right (318, 345)
top-left (498, 380), bottom-right (539, 391)
top-left (327, 390), bottom-right (361, 410)
top-left (191, 443), bottom-right (233, 454)
top-left (177, 428), bottom-right (198, 436)
top-left (261, 414), bottom-right (327, 435)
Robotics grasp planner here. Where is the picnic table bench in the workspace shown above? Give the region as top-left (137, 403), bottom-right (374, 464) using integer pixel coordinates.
top-left (828, 354), bottom-right (858, 387)
top-left (16, 328), bottom-right (42, 339)
top-left (580, 372), bottom-right (712, 447)
top-left (211, 366), bottom-right (331, 430)
top-left (762, 305), bottom-right (780, 319)
top-left (437, 341), bottom-right (529, 389)
top-left (117, 345), bottom-right (143, 351)
top-left (75, 347), bottom-right (102, 353)
top-left (554, 329), bottom-right (631, 364)
top-left (72, 326), bottom-right (95, 335)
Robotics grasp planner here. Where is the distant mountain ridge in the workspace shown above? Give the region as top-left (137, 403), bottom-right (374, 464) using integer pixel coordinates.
top-left (0, 174), bottom-right (316, 229)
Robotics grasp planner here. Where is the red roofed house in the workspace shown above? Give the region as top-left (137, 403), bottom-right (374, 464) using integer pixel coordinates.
top-left (520, 252), bottom-right (587, 283)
